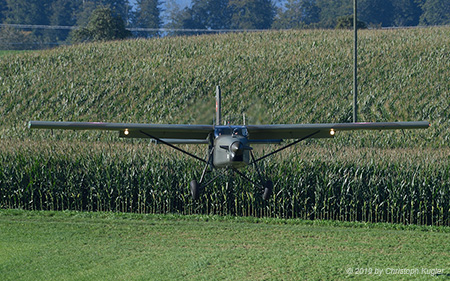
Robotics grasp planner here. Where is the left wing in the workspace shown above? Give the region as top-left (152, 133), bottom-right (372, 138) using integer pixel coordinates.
top-left (28, 121), bottom-right (214, 142)
top-left (246, 121), bottom-right (430, 140)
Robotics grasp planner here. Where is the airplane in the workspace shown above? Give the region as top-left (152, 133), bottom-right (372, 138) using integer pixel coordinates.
top-left (28, 86), bottom-right (430, 201)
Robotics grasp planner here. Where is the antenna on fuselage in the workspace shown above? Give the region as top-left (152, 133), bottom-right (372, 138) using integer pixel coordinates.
top-left (216, 85), bottom-right (222, 126)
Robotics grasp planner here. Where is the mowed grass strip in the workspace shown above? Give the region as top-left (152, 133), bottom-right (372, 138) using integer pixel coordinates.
top-left (0, 210), bottom-right (448, 280)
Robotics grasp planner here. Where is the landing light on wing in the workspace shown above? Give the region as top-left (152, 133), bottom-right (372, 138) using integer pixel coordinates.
top-left (124, 129), bottom-right (129, 136)
top-left (330, 129), bottom-right (335, 136)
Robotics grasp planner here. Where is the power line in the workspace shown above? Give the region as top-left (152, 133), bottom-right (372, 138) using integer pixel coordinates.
top-left (1, 23), bottom-right (444, 49)
top-left (2, 23), bottom-right (445, 33)
top-left (0, 23), bottom-right (266, 33)
top-left (0, 24), bottom-right (77, 30)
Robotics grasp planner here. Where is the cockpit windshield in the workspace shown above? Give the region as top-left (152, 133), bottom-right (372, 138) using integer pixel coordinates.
top-left (214, 126), bottom-right (248, 138)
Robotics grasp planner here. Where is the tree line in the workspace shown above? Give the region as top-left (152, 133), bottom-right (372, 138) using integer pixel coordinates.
top-left (0, 0), bottom-right (159, 48)
top-left (0, 0), bottom-right (449, 48)
top-left (168, 0), bottom-right (449, 31)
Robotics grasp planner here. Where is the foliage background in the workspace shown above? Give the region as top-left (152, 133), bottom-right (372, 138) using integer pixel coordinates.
top-left (1, 0), bottom-right (450, 49)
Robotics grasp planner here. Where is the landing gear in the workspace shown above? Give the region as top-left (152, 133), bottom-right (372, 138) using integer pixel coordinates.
top-left (188, 136), bottom-right (277, 201)
top-left (190, 180), bottom-right (200, 200)
top-left (190, 172), bottom-right (273, 201)
top-left (262, 180), bottom-right (273, 201)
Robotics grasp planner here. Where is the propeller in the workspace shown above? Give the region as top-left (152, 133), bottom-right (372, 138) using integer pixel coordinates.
top-left (220, 141), bottom-right (253, 160)
top-left (230, 141), bottom-right (244, 156)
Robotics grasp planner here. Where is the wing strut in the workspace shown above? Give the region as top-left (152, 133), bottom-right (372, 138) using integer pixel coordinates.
top-left (139, 130), bottom-right (207, 164)
top-left (251, 130), bottom-right (320, 164)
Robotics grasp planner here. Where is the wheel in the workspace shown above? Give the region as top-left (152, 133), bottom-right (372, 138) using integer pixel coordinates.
top-left (262, 180), bottom-right (273, 200)
top-left (190, 180), bottom-right (200, 200)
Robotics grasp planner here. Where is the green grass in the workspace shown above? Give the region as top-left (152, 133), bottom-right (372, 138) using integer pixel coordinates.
top-left (0, 210), bottom-right (449, 280)
top-left (0, 50), bottom-right (28, 56)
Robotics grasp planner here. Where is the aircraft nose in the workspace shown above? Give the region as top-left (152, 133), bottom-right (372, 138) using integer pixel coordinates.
top-left (230, 141), bottom-right (244, 156)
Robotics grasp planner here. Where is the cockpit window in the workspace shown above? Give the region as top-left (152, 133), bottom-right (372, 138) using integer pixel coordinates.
top-left (215, 127), bottom-right (231, 137)
top-left (214, 126), bottom-right (248, 138)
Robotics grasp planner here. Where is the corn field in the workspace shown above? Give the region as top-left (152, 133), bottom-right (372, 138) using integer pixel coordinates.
top-left (1, 28), bottom-right (449, 147)
top-left (1, 140), bottom-right (448, 226)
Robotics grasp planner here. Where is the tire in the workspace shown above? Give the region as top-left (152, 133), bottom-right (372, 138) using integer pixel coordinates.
top-left (263, 180), bottom-right (273, 200)
top-left (190, 180), bottom-right (200, 200)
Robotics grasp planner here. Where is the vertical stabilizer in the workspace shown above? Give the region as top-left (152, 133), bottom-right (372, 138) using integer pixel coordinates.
top-left (216, 85), bottom-right (222, 125)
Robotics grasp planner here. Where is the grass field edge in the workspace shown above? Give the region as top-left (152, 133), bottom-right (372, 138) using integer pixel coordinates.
top-left (1, 208), bottom-right (449, 233)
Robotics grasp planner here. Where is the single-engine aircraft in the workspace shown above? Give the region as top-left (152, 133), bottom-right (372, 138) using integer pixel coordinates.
top-left (29, 86), bottom-right (429, 200)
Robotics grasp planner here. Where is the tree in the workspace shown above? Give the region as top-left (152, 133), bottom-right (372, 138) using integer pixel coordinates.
top-left (75, 0), bottom-right (130, 27)
top-left (165, 0), bottom-right (182, 29)
top-left (192, 0), bottom-right (231, 29)
top-left (167, 6), bottom-right (205, 35)
top-left (4, 0), bottom-right (54, 48)
top-left (50, 0), bottom-right (79, 42)
top-left (0, 0), bottom-right (7, 23)
top-left (335, 15), bottom-right (367, 29)
top-left (315, 0), bottom-right (420, 28)
top-left (133, 0), bottom-right (162, 37)
top-left (315, 0), bottom-right (352, 28)
top-left (298, 0), bottom-right (321, 25)
top-left (70, 7), bottom-right (131, 43)
top-left (228, 0), bottom-right (276, 29)
top-left (168, 0), bottom-right (276, 32)
top-left (166, 0), bottom-right (231, 35)
top-left (359, 0), bottom-right (394, 27)
top-left (273, 0), bottom-right (320, 29)
top-left (420, 0), bottom-right (450, 25)
top-left (391, 0), bottom-right (422, 26)
top-left (171, 0), bottom-right (231, 30)
top-left (51, 0), bottom-right (78, 26)
top-left (0, 25), bottom-right (40, 50)
top-left (4, 0), bottom-right (50, 25)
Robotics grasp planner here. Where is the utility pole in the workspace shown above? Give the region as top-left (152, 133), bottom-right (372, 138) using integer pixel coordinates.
top-left (353, 0), bottom-right (358, 123)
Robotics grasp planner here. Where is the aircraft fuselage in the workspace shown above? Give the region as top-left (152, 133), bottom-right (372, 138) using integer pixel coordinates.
top-left (213, 126), bottom-right (251, 168)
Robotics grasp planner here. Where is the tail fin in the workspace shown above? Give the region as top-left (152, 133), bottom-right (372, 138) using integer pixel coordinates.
top-left (215, 85), bottom-right (222, 125)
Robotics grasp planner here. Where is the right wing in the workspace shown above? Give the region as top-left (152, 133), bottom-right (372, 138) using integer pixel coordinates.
top-left (246, 121), bottom-right (430, 140)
